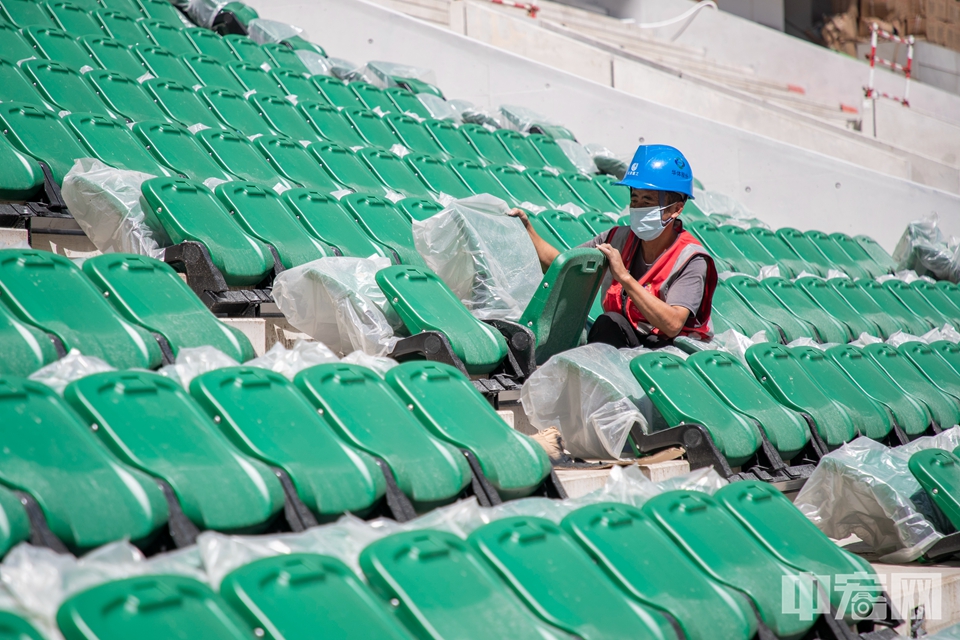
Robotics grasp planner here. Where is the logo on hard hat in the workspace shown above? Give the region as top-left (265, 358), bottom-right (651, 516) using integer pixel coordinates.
top-left (630, 163), bottom-right (639, 172)
top-left (675, 158), bottom-right (686, 169)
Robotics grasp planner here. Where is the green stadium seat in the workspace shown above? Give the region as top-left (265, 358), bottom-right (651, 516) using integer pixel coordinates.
top-left (377, 265), bottom-right (509, 375)
top-left (133, 44), bottom-right (198, 86)
top-left (191, 367), bottom-right (386, 520)
top-left (198, 86), bottom-right (272, 135)
top-left (384, 113), bottom-right (447, 157)
top-left (826, 344), bottom-right (933, 437)
top-left (761, 277), bottom-right (849, 343)
top-left (311, 75), bottom-right (364, 109)
top-left (295, 363), bottom-right (472, 511)
top-left (774, 228), bottom-right (831, 276)
top-left (83, 254), bottom-right (254, 361)
top-left (526, 133), bottom-right (577, 172)
top-left (80, 36), bottom-right (146, 79)
top-left (270, 68), bottom-right (324, 102)
top-left (447, 158), bottom-right (517, 202)
top-left (1, 0), bottom-right (56, 27)
top-left (186, 28), bottom-right (239, 63)
top-left (0, 58), bottom-right (44, 108)
top-left (261, 42), bottom-right (309, 73)
top-left (0, 21), bottom-right (38, 62)
top-left (711, 283), bottom-right (780, 341)
top-left (525, 168), bottom-right (586, 207)
top-left (535, 210), bottom-right (594, 248)
top-left (912, 280), bottom-right (960, 327)
top-left (356, 147), bottom-right (433, 199)
top-left (65, 370), bottom-right (285, 532)
top-left (643, 490), bottom-right (816, 639)
top-left (281, 188), bottom-right (390, 259)
top-left (719, 226), bottom-right (782, 273)
top-left (139, 20), bottom-right (195, 55)
top-left (745, 227), bottom-right (813, 277)
top-left (561, 172), bottom-right (621, 212)
top-left (56, 575), bottom-right (252, 640)
top-left (19, 59), bottom-right (112, 116)
top-left (0, 249), bottom-right (163, 367)
top-left (133, 120), bottom-right (233, 181)
top-left (349, 82), bottom-right (395, 113)
top-left (404, 154), bottom-right (473, 199)
top-left (526, 212), bottom-right (568, 250)
top-left (882, 279), bottom-right (949, 330)
top-left (488, 164), bottom-right (552, 207)
top-left (219, 554), bottom-right (413, 640)
top-left (469, 517), bottom-right (680, 639)
top-left (182, 53), bottom-right (246, 93)
top-left (563, 502), bottom-right (756, 640)
top-left (226, 61), bottom-right (282, 97)
top-left (805, 230), bottom-right (871, 279)
top-left (493, 129), bottom-right (547, 169)
top-left (424, 118), bottom-right (482, 161)
top-left (794, 276), bottom-right (881, 339)
top-left (0, 376), bottom-right (169, 553)
top-left (22, 26), bottom-right (94, 71)
top-left (341, 193), bottom-right (424, 266)
top-left (195, 127), bottom-right (286, 184)
top-left (830, 232), bottom-right (887, 278)
top-left (687, 350), bottom-right (810, 459)
top-left (85, 70), bottom-right (171, 124)
top-left (854, 234), bottom-right (897, 273)
top-left (723, 275), bottom-right (816, 343)
top-left (215, 181), bottom-right (332, 268)
top-left (0, 300), bottom-right (57, 376)
top-left (387, 362), bottom-right (552, 499)
top-left (99, 0), bottom-right (146, 16)
top-left (596, 174), bottom-right (629, 209)
top-left (308, 142), bottom-right (383, 194)
top-left (827, 278), bottom-right (906, 339)
top-left (94, 10), bottom-right (148, 45)
top-left (579, 211), bottom-right (616, 236)
top-left (223, 33), bottom-right (270, 66)
top-left (899, 341), bottom-right (960, 399)
top-left (46, 1), bottom-right (102, 36)
top-left (630, 351), bottom-right (762, 466)
top-left (0, 133), bottom-right (44, 200)
top-left (140, 177), bottom-right (274, 286)
top-left (910, 448), bottom-right (960, 530)
top-left (395, 198), bottom-right (443, 221)
top-left (686, 221), bottom-right (759, 275)
top-left (932, 340), bottom-right (960, 379)
top-left (65, 113), bottom-right (170, 175)
top-left (252, 135), bottom-right (342, 192)
top-left (459, 123), bottom-right (515, 165)
top-left (142, 78), bottom-right (226, 129)
top-left (745, 343), bottom-right (857, 447)
top-left (341, 107), bottom-right (402, 149)
top-left (940, 281), bottom-right (960, 315)
top-left (138, 0), bottom-right (187, 26)
top-left (0, 610), bottom-right (43, 639)
top-left (856, 280), bottom-right (932, 336)
top-left (384, 86), bottom-right (430, 118)
top-left (360, 529), bottom-right (569, 639)
top-left (296, 101), bottom-right (363, 147)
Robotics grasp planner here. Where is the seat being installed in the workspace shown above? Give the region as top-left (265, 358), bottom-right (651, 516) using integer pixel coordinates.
top-left (883, 279), bottom-right (950, 330)
top-left (0, 101), bottom-right (91, 184)
top-left (190, 367), bottom-right (385, 521)
top-left (644, 490), bottom-right (816, 639)
top-left (134, 121), bottom-right (235, 183)
top-left (341, 194), bottom-right (425, 266)
top-left (249, 94), bottom-right (320, 144)
top-left (82, 254), bottom-right (255, 362)
top-left (65, 371), bottom-right (285, 533)
top-left (198, 86), bottom-right (273, 136)
top-left (386, 362), bottom-right (552, 500)
top-left (630, 352), bottom-right (761, 467)
top-left (182, 53), bottom-right (246, 94)
top-left (0, 133), bottom-right (45, 201)
top-left (312, 75), bottom-right (365, 109)
top-left (686, 222), bottom-right (759, 275)
top-left (424, 119), bottom-right (483, 161)
top-left (0, 377), bottom-right (169, 553)
top-left (863, 343), bottom-right (960, 430)
top-left (827, 278), bottom-right (905, 339)
top-left (830, 232), bottom-right (887, 278)
top-left (710, 283), bottom-right (781, 342)
top-left (294, 364), bottom-right (472, 512)
top-left (253, 135), bottom-right (342, 193)
top-left (360, 530), bottom-right (571, 640)
top-left (142, 79), bottom-right (225, 130)
top-left (385, 87), bottom-right (431, 119)
top-left (0, 249), bottom-right (162, 368)
top-left (723, 276), bottom-right (815, 343)
top-left (855, 234), bottom-right (897, 273)
top-left (65, 114), bottom-right (170, 176)
top-left (187, 28), bottom-right (240, 64)
top-left (309, 143), bottom-right (386, 196)
top-left (405, 154), bottom-right (474, 199)
top-left (133, 45), bottom-right (199, 87)
top-left (469, 517), bottom-right (679, 640)
top-left (376, 266), bottom-right (509, 375)
top-left (194, 128), bottom-right (287, 186)
top-left (215, 181), bottom-right (332, 268)
top-left (219, 554), bottom-right (414, 640)
top-left (912, 281), bottom-right (960, 327)
top-left (21, 26), bottom-right (93, 71)
top-left (857, 280), bottom-right (933, 336)
top-left (140, 177), bottom-right (274, 286)
top-left (357, 147), bottom-right (433, 199)
top-left (910, 449), bottom-right (960, 530)
top-left (687, 350), bottom-right (810, 460)
top-left (85, 70), bottom-right (173, 125)
top-left (224, 34), bottom-right (271, 66)
top-left (56, 575), bottom-right (252, 640)
top-left (0, 301), bottom-right (57, 377)
top-left (826, 345), bottom-right (932, 437)
top-left (20, 59), bottom-right (110, 117)
top-left (341, 107), bottom-right (402, 149)
top-left (794, 277), bottom-right (881, 339)
top-left (745, 344), bottom-right (857, 447)
top-left (898, 342), bottom-right (960, 401)
top-left (761, 278), bottom-right (849, 343)
top-left (280, 189), bottom-right (391, 260)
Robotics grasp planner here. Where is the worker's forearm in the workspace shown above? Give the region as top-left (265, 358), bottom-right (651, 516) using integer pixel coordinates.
top-left (527, 229), bottom-right (560, 272)
top-left (620, 277), bottom-right (689, 338)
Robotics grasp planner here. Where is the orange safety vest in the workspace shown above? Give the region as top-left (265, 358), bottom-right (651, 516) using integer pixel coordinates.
top-left (601, 225), bottom-right (718, 340)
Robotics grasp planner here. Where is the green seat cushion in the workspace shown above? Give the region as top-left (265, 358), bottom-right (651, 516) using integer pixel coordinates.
top-left (0, 483), bottom-right (30, 557)
top-left (65, 113), bottom-right (170, 176)
top-left (376, 265), bottom-right (509, 375)
top-left (83, 253), bottom-right (254, 362)
top-left (142, 79), bottom-right (225, 130)
top-left (198, 86), bottom-right (273, 135)
top-left (448, 158), bottom-right (517, 203)
top-left (857, 280), bottom-right (932, 336)
top-left (341, 193), bottom-right (424, 266)
top-left (395, 198), bottom-right (443, 222)
top-left (0, 21), bottom-right (36, 61)
top-left (761, 278), bottom-right (849, 343)
top-left (579, 212), bottom-right (616, 236)
top-left (405, 154), bottom-right (473, 199)
top-left (195, 128), bottom-right (286, 185)
top-left (140, 20), bottom-right (196, 55)
top-left (537, 210), bottom-right (594, 248)
top-left (719, 226), bottom-right (781, 273)
top-left (271, 68), bottom-right (326, 103)
top-left (794, 276), bottom-right (880, 339)
top-left (459, 123), bottom-right (514, 165)
top-left (191, 367), bottom-right (385, 520)
top-left (910, 449), bottom-right (960, 531)
top-left (261, 42), bottom-right (310, 73)
top-left (912, 280), bottom-right (960, 327)
top-left (931, 339), bottom-right (960, 381)
top-left (252, 135), bottom-right (341, 192)
top-left (357, 147), bottom-right (433, 199)
top-left (134, 119), bottom-right (235, 181)
top-left (294, 363), bottom-right (471, 512)
top-left (0, 610), bottom-right (44, 639)
top-left (280, 188), bottom-right (390, 259)
top-left (0, 101), bottom-right (89, 184)
top-left (249, 93), bottom-right (319, 143)
top-left (488, 165), bottom-right (552, 207)
top-left (527, 134), bottom-right (578, 173)
top-left (349, 82), bottom-right (395, 113)
top-left (526, 169), bottom-right (586, 208)
top-left (0, 58), bottom-right (43, 108)
top-left (723, 276), bottom-right (815, 343)
top-left (84, 70), bottom-right (172, 125)
top-left (827, 278), bottom-right (906, 339)
top-left (296, 101), bottom-right (364, 147)
top-left (2, 0), bottom-right (56, 27)
top-left (64, 371), bottom-right (284, 532)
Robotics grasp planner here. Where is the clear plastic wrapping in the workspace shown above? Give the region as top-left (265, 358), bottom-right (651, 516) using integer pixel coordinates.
top-left (246, 339), bottom-right (339, 379)
top-left (246, 18), bottom-right (304, 44)
top-left (412, 195), bottom-right (542, 321)
top-left (185, 0), bottom-right (226, 28)
top-left (555, 139), bottom-right (596, 174)
top-left (875, 269), bottom-right (935, 284)
top-left (340, 350), bottom-right (399, 376)
top-left (61, 159), bottom-right (169, 258)
top-left (931, 622), bottom-right (960, 639)
top-left (449, 100), bottom-right (501, 129)
top-left (585, 144), bottom-right (628, 180)
top-left (794, 428), bottom-right (960, 563)
top-left (28, 349), bottom-right (115, 395)
top-left (363, 61), bottom-right (438, 91)
top-left (692, 188), bottom-right (767, 228)
top-left (158, 346), bottom-right (239, 388)
top-left (326, 57), bottom-right (368, 84)
top-left (295, 50), bottom-right (333, 76)
top-left (271, 257), bottom-right (403, 356)
top-left (893, 213), bottom-right (960, 283)
top-left (417, 94), bottom-right (460, 122)
top-left (706, 329), bottom-right (769, 364)
top-left (500, 104), bottom-right (561, 134)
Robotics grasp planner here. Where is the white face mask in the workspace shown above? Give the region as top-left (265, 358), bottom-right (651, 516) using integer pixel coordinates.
top-left (629, 205), bottom-right (671, 241)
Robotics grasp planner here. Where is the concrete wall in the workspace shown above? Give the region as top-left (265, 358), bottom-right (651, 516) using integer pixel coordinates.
top-left (244, 0), bottom-right (960, 249)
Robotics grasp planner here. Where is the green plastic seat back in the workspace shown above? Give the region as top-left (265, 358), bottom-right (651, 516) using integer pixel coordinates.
top-left (932, 339), bottom-right (960, 380)
top-left (0, 249), bottom-right (162, 367)
top-left (561, 172), bottom-right (620, 212)
top-left (65, 371), bottom-right (284, 531)
top-left (746, 227), bottom-right (812, 276)
top-left (132, 44), bottom-right (197, 86)
top-left (182, 53), bottom-right (245, 93)
top-left (0, 55), bottom-right (38, 105)
top-left (854, 234), bottom-right (897, 273)
top-left (643, 490), bottom-right (816, 639)
top-left (360, 530), bottom-right (567, 640)
top-left (139, 177), bottom-right (273, 286)
top-left (295, 101), bottom-right (361, 147)
top-left (195, 127), bottom-right (281, 184)
top-left (271, 68), bottom-right (324, 102)
top-left (139, 0), bottom-right (186, 24)
top-left (527, 212), bottom-right (568, 250)
top-left (579, 211), bottom-right (616, 236)
top-left (311, 75), bottom-right (363, 108)
top-left (94, 10), bottom-right (147, 45)
top-left (395, 197), bottom-right (443, 222)
top-left (805, 230), bottom-right (869, 279)
top-left (384, 86), bottom-right (430, 118)
top-left (0, 101), bottom-right (89, 184)
top-left (386, 362), bottom-right (550, 499)
top-left (518, 248), bottom-right (605, 363)
top-left (280, 188), bottom-right (389, 259)
top-left (85, 70), bottom-right (171, 124)
top-left (774, 228), bottom-right (830, 275)
top-left (0, 301), bottom-right (56, 376)
top-left (57, 575), bottom-right (251, 640)
top-left (20, 60), bottom-right (110, 117)
top-left (761, 277), bottom-right (849, 343)
top-left (909, 449), bottom-right (960, 531)
top-left (0, 21), bottom-right (37, 61)
top-left (525, 169), bottom-right (582, 207)
top-left (0, 483), bottom-right (29, 557)
top-left (0, 131), bottom-right (43, 201)
top-left (65, 113), bottom-right (169, 175)
top-left (98, 0), bottom-right (144, 15)
top-left (342, 107), bottom-right (400, 148)
top-left (191, 367), bottom-right (385, 519)
top-left (223, 34), bottom-right (269, 66)
top-left (469, 517), bottom-right (678, 639)
top-left (22, 26), bottom-right (92, 70)
top-left (220, 554), bottom-right (412, 639)
top-left (423, 118), bottom-right (481, 161)
top-left (493, 129), bottom-right (546, 168)
top-left (309, 142), bottom-right (385, 195)
top-left (539, 210), bottom-right (593, 247)
top-left (724, 275), bottom-right (815, 343)
top-left (912, 280), bottom-right (960, 326)
top-left (0, 376), bottom-right (168, 552)
top-left (940, 281), bottom-right (960, 311)
top-left (261, 42), bottom-right (309, 73)
top-left (826, 344), bottom-right (931, 436)
top-left (357, 147), bottom-right (432, 199)
top-left (349, 82), bottom-right (395, 113)
top-left (404, 154), bottom-right (473, 198)
top-left (883, 279), bottom-right (949, 329)
top-left (685, 222), bottom-right (758, 275)
top-left (140, 20), bottom-right (194, 54)
top-left (341, 193), bottom-right (424, 266)
top-left (376, 265), bottom-right (508, 375)
top-left (226, 60), bottom-right (282, 96)
top-left (526, 134), bottom-right (576, 172)
top-left (2, 0), bottom-right (55, 26)
top-left (252, 135), bottom-right (340, 191)
top-left (630, 352), bottom-right (761, 466)
top-left (215, 181), bottom-right (330, 268)
top-left (133, 120), bottom-right (233, 181)
top-left (563, 502), bottom-right (756, 640)
top-left (710, 283), bottom-right (779, 342)
top-left (829, 232), bottom-right (885, 277)
top-left (827, 278), bottom-right (905, 339)
top-left (448, 158), bottom-right (516, 202)
top-left (0, 609), bottom-right (44, 639)
top-left (863, 342), bottom-right (960, 430)
top-left (794, 277), bottom-right (877, 339)
top-left (744, 343), bottom-right (857, 446)
top-left (143, 78), bottom-right (224, 129)
top-left (687, 350), bottom-right (809, 459)
top-left (857, 280), bottom-right (932, 335)
top-left (719, 225), bottom-right (779, 270)
top-left (458, 123), bottom-right (513, 165)
top-left (186, 28), bottom-right (239, 64)
top-left (83, 253), bottom-right (254, 361)
top-left (198, 86), bottom-right (271, 135)
top-left (46, 1), bottom-right (101, 36)
top-left (898, 341), bottom-right (960, 399)
top-left (249, 93), bottom-right (318, 143)
top-left (384, 113), bottom-right (445, 156)
top-left (488, 164), bottom-right (551, 206)
top-left (294, 363), bottom-right (471, 510)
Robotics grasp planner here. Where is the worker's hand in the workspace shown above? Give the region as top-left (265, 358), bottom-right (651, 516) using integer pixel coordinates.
top-left (507, 208), bottom-right (531, 230)
top-left (597, 243), bottom-right (630, 283)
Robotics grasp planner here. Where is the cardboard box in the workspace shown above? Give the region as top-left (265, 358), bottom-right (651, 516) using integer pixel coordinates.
top-left (928, 0), bottom-right (947, 21)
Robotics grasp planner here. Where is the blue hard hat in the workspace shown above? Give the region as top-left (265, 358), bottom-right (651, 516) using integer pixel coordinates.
top-left (616, 144), bottom-right (695, 199)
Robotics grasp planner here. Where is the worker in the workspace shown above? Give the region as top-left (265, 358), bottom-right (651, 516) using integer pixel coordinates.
top-left (511, 144), bottom-right (717, 348)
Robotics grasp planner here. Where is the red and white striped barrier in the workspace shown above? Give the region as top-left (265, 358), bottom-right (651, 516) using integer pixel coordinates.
top-left (489, 0), bottom-right (539, 17)
top-left (865, 22), bottom-right (914, 107)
